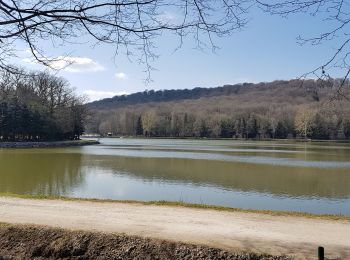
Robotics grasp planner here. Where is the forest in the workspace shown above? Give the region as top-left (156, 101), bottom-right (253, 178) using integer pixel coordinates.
top-left (86, 79), bottom-right (350, 140)
top-left (2, 68), bottom-right (350, 142)
top-left (0, 68), bottom-right (85, 141)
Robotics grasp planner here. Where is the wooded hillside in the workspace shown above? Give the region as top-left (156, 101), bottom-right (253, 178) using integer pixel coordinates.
top-left (86, 79), bottom-right (350, 140)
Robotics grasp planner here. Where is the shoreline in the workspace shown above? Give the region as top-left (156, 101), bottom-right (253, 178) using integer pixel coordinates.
top-left (0, 196), bottom-right (349, 259)
top-left (0, 193), bottom-right (349, 221)
top-left (0, 192), bottom-right (350, 220)
top-left (96, 135), bottom-right (350, 143)
top-left (0, 139), bottom-right (99, 149)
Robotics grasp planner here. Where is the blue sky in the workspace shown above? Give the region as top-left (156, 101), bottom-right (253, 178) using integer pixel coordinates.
top-left (16, 7), bottom-right (344, 101)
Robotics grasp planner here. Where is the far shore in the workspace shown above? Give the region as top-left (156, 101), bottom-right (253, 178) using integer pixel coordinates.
top-left (95, 135), bottom-right (350, 143)
top-left (0, 139), bottom-right (99, 149)
top-left (0, 196), bottom-right (349, 259)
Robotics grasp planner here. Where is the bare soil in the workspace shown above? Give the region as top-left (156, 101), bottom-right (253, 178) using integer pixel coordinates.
top-left (0, 224), bottom-right (290, 260)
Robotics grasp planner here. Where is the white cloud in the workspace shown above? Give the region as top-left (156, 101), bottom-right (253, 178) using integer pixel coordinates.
top-left (22, 58), bottom-right (33, 64)
top-left (23, 56), bottom-right (105, 73)
top-left (156, 11), bottom-right (176, 23)
top-left (83, 90), bottom-right (129, 102)
top-left (115, 72), bottom-right (128, 80)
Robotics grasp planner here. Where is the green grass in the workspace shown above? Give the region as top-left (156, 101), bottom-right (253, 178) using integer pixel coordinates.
top-left (0, 192), bottom-right (349, 221)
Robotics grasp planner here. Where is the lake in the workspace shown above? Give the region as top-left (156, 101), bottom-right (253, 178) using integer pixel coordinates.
top-left (1, 138), bottom-right (350, 215)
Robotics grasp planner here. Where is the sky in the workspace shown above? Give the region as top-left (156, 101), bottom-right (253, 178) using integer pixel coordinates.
top-left (14, 6), bottom-right (345, 102)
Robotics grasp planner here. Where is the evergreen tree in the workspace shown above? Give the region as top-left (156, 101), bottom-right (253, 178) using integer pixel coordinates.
top-left (135, 116), bottom-right (143, 136)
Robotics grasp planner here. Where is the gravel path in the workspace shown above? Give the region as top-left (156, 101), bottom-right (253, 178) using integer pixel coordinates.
top-left (0, 197), bottom-right (349, 259)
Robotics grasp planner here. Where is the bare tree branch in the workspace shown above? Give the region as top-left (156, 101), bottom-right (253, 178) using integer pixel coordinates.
top-left (257, 0), bottom-right (350, 98)
top-left (0, 0), bottom-right (250, 77)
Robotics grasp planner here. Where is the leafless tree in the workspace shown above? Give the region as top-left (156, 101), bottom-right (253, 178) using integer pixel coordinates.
top-left (0, 0), bottom-right (250, 79)
top-left (86, 79), bottom-right (350, 139)
top-left (257, 0), bottom-right (350, 96)
top-left (3, 0), bottom-right (349, 91)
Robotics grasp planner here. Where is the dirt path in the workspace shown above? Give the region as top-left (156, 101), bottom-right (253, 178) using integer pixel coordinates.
top-left (0, 197), bottom-right (349, 259)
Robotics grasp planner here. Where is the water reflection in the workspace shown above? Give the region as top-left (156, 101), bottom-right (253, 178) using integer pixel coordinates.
top-left (0, 138), bottom-right (350, 215)
top-left (0, 151), bottom-right (84, 195)
top-left (83, 155), bottom-right (350, 199)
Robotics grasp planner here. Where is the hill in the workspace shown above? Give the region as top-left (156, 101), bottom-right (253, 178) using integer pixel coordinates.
top-left (87, 80), bottom-right (321, 109)
top-left (86, 79), bottom-right (350, 140)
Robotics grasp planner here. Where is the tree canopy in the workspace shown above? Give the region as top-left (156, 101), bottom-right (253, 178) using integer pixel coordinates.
top-left (0, 68), bottom-right (86, 141)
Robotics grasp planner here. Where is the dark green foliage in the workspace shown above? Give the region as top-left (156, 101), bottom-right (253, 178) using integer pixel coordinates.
top-left (311, 113), bottom-right (329, 140)
top-left (342, 120), bottom-right (350, 139)
top-left (246, 115), bottom-right (259, 138)
top-left (195, 119), bottom-right (210, 138)
top-left (275, 121), bottom-right (289, 139)
top-left (234, 118), bottom-right (247, 138)
top-left (135, 116), bottom-right (143, 136)
top-left (220, 119), bottom-right (234, 138)
top-left (0, 69), bottom-right (86, 141)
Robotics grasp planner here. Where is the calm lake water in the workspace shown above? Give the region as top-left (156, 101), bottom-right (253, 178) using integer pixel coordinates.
top-left (1, 138), bottom-right (350, 215)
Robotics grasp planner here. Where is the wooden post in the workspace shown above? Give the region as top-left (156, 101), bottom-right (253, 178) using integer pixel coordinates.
top-left (318, 246), bottom-right (324, 260)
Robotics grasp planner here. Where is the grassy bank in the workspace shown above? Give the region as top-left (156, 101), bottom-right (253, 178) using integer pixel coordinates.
top-left (1, 193), bottom-right (348, 221)
top-left (0, 139), bottom-right (99, 149)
